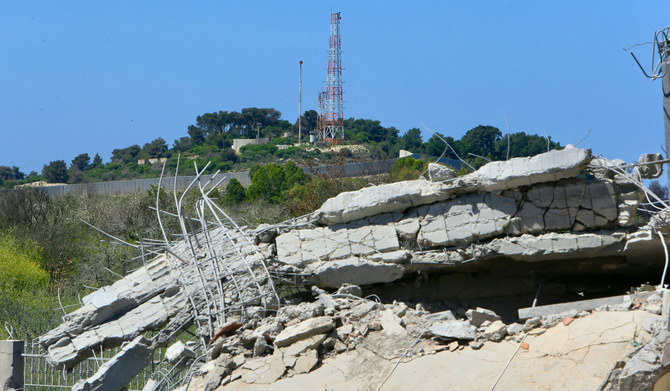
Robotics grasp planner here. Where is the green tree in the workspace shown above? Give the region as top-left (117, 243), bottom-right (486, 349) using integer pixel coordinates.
top-left (400, 128), bottom-right (423, 152)
top-left (224, 178), bottom-right (246, 204)
top-left (140, 138), bottom-right (168, 158)
top-left (111, 145), bottom-right (141, 164)
top-left (71, 153), bottom-right (90, 171)
top-left (89, 154), bottom-right (104, 169)
top-left (0, 166), bottom-right (24, 181)
top-left (173, 137), bottom-right (193, 152)
top-left (42, 160), bottom-right (69, 183)
top-left (459, 125), bottom-right (502, 159)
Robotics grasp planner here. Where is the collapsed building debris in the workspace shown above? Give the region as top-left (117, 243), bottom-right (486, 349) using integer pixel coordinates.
top-left (35, 146), bottom-right (670, 390)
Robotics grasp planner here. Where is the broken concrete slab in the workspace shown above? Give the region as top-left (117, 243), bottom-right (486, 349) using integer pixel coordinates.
top-left (465, 308), bottom-right (501, 327)
top-left (315, 180), bottom-right (451, 225)
top-left (72, 336), bottom-right (151, 391)
top-left (429, 321), bottom-right (477, 341)
top-left (518, 293), bottom-right (653, 320)
top-left (307, 258), bottom-right (405, 288)
top-left (293, 350), bottom-right (319, 374)
top-left (464, 145), bottom-right (591, 191)
top-left (274, 317), bottom-right (335, 348)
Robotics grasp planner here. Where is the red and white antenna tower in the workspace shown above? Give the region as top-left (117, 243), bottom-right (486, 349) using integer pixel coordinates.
top-left (323, 12), bottom-right (343, 140)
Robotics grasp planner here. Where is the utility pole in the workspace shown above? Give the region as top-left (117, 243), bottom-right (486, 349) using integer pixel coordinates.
top-left (299, 60), bottom-right (303, 144)
top-left (630, 27), bottom-right (670, 184)
top-left (662, 37), bottom-right (670, 185)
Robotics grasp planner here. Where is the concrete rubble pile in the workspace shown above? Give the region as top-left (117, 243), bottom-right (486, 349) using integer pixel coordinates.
top-left (182, 284), bottom-right (670, 391)
top-left (37, 146), bottom-right (670, 390)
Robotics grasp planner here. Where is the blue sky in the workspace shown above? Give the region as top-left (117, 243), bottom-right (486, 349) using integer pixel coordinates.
top-left (1, 1), bottom-right (669, 173)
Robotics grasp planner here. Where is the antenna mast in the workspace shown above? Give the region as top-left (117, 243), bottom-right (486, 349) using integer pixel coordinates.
top-left (298, 60), bottom-right (303, 144)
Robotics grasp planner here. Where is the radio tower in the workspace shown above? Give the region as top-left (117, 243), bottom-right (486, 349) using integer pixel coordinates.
top-left (323, 12), bottom-right (344, 140)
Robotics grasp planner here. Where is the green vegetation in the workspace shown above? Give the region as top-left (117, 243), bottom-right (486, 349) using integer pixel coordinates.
top-left (1, 105), bottom-right (562, 189)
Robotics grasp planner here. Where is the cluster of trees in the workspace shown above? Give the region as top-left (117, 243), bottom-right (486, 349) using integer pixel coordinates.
top-left (2, 105), bottom-right (565, 189)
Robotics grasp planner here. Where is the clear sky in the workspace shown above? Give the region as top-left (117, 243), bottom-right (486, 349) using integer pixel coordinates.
top-left (1, 1), bottom-right (669, 174)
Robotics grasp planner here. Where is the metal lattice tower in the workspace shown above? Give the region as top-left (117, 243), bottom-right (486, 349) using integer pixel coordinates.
top-left (323, 12), bottom-right (344, 140)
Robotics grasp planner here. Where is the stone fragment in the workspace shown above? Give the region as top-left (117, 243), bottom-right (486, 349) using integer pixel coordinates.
top-left (253, 336), bottom-right (268, 357)
top-left (165, 341), bottom-right (195, 365)
top-left (336, 324), bottom-right (354, 341)
top-left (278, 302), bottom-right (324, 322)
top-left (424, 310), bottom-right (456, 322)
top-left (429, 321), bottom-right (477, 341)
top-left (465, 307), bottom-right (501, 327)
top-left (282, 333), bottom-right (327, 358)
top-left (293, 350), bottom-right (319, 374)
top-left (392, 302), bottom-right (408, 318)
top-left (506, 323), bottom-right (523, 335)
top-left (274, 317), bottom-right (335, 348)
top-left (336, 284), bottom-right (363, 297)
top-left (427, 163), bottom-right (457, 182)
top-left (351, 301), bottom-right (379, 319)
top-left (522, 317), bottom-right (542, 332)
top-left (483, 320), bottom-right (507, 342)
top-left (378, 309), bottom-right (407, 337)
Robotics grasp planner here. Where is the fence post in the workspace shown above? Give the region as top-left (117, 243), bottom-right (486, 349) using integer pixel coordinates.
top-left (0, 340), bottom-right (24, 391)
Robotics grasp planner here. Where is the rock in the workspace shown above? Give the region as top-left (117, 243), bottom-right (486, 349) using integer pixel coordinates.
top-left (506, 323), bottom-right (523, 336)
top-left (278, 302), bottom-right (324, 322)
top-left (293, 350), bottom-right (319, 374)
top-left (424, 310), bottom-right (456, 323)
top-left (465, 307), bottom-right (501, 327)
top-left (312, 286), bottom-right (338, 310)
top-left (253, 336), bottom-right (268, 357)
top-left (336, 284), bottom-right (363, 297)
top-left (274, 317), bottom-right (335, 348)
top-left (470, 341), bottom-right (484, 350)
top-left (281, 333), bottom-right (327, 357)
top-left (429, 321), bottom-right (477, 341)
top-left (427, 163), bottom-right (457, 182)
top-left (350, 301), bottom-right (379, 319)
top-left (334, 340), bottom-right (347, 353)
top-left (165, 341), bottom-right (195, 365)
top-left (483, 320), bottom-right (507, 342)
top-left (523, 317), bottom-right (542, 332)
top-left (391, 302), bottom-right (408, 317)
top-left (378, 309), bottom-right (407, 337)
top-left (336, 324), bottom-right (354, 341)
